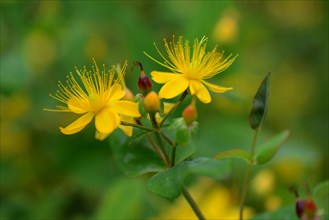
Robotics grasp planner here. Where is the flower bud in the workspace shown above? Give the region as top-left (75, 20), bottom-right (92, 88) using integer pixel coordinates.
top-left (143, 91), bottom-right (160, 113)
top-left (182, 103), bottom-right (197, 126)
top-left (138, 73), bottom-right (152, 95)
top-left (303, 198), bottom-right (317, 219)
top-left (123, 88), bottom-right (134, 101)
top-left (296, 198), bottom-right (305, 219)
top-left (134, 61), bottom-right (152, 96)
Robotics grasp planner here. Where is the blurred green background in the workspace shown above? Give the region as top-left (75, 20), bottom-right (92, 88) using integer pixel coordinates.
top-left (1, 1), bottom-right (328, 219)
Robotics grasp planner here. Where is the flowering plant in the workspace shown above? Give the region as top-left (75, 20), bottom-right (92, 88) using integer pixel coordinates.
top-left (45, 36), bottom-right (326, 220)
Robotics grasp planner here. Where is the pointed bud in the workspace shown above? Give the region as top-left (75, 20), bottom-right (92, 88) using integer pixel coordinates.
top-left (138, 72), bottom-right (152, 95)
top-left (143, 91), bottom-right (161, 113)
top-left (134, 61), bottom-right (152, 96)
top-left (303, 198), bottom-right (317, 219)
top-left (182, 102), bottom-right (198, 126)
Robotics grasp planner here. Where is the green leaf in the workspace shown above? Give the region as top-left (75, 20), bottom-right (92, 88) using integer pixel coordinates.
top-left (214, 148), bottom-right (252, 164)
top-left (147, 157), bottom-right (230, 200)
top-left (146, 164), bottom-right (185, 199)
top-left (175, 127), bottom-right (191, 147)
top-left (249, 73), bottom-right (271, 130)
top-left (109, 130), bottom-right (166, 176)
top-left (174, 142), bottom-right (196, 164)
top-left (94, 178), bottom-right (144, 219)
top-left (254, 130), bottom-right (290, 165)
top-left (130, 128), bottom-right (153, 144)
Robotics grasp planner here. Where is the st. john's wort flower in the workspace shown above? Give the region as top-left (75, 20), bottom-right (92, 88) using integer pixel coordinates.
top-left (44, 60), bottom-right (140, 140)
top-left (144, 36), bottom-right (237, 103)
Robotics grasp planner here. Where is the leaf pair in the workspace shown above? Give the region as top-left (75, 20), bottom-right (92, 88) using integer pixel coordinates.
top-left (214, 130), bottom-right (290, 165)
top-left (215, 73), bottom-right (289, 165)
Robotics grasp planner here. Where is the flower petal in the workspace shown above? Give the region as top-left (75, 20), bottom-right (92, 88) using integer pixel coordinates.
top-left (202, 80), bottom-right (233, 93)
top-left (95, 107), bottom-right (120, 134)
top-left (60, 112), bottom-right (94, 135)
top-left (189, 80), bottom-right (211, 104)
top-left (163, 102), bottom-right (175, 114)
top-left (119, 115), bottom-right (134, 137)
top-left (151, 71), bottom-right (182, 84)
top-left (110, 100), bottom-right (141, 117)
top-left (67, 98), bottom-right (89, 114)
top-left (109, 84), bottom-right (125, 101)
top-left (95, 131), bottom-right (110, 141)
top-left (119, 125), bottom-right (133, 137)
top-left (158, 76), bottom-right (189, 99)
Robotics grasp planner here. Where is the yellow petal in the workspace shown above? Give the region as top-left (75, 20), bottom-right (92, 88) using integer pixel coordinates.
top-left (202, 80), bottom-right (233, 93)
top-left (109, 84), bottom-right (125, 101)
top-left (119, 125), bottom-right (133, 137)
top-left (151, 71), bottom-right (182, 84)
top-left (95, 107), bottom-right (120, 134)
top-left (110, 100), bottom-right (141, 117)
top-left (60, 112), bottom-right (94, 135)
top-left (119, 115), bottom-right (134, 136)
top-left (158, 76), bottom-right (189, 99)
top-left (95, 131), bottom-right (110, 141)
top-left (189, 80), bottom-right (211, 103)
top-left (163, 102), bottom-right (175, 114)
top-left (67, 98), bottom-right (89, 114)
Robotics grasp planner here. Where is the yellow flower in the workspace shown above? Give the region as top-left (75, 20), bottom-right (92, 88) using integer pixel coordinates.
top-left (144, 36), bottom-right (237, 103)
top-left (45, 60), bottom-right (140, 140)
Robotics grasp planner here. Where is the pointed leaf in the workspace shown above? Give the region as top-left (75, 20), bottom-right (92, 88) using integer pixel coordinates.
top-left (214, 148), bottom-right (252, 164)
top-left (147, 157), bottom-right (230, 199)
top-left (109, 130), bottom-right (166, 176)
top-left (254, 130), bottom-right (290, 165)
top-left (249, 73), bottom-right (271, 130)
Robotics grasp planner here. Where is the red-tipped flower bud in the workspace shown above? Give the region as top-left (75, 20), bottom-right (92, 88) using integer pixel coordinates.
top-left (143, 91), bottom-right (160, 113)
top-left (303, 198), bottom-right (317, 219)
top-left (134, 61), bottom-right (152, 96)
top-left (182, 103), bottom-right (197, 126)
top-left (138, 72), bottom-right (152, 95)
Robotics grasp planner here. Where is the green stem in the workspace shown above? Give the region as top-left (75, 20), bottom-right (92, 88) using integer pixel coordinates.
top-left (182, 186), bottom-right (206, 220)
top-left (170, 145), bottom-right (176, 167)
top-left (121, 121), bottom-right (154, 132)
top-left (135, 119), bottom-right (168, 166)
top-left (159, 90), bottom-right (188, 127)
top-left (239, 129), bottom-right (259, 220)
top-left (160, 131), bottom-right (175, 147)
top-left (150, 115), bottom-right (204, 219)
top-left (159, 131), bottom-right (177, 167)
top-left (150, 114), bottom-right (170, 166)
top-left (146, 135), bottom-right (168, 166)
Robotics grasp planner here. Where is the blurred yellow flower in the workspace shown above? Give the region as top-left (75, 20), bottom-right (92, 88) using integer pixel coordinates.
top-left (213, 11), bottom-right (239, 43)
top-left (251, 168), bottom-right (275, 196)
top-left (153, 178), bottom-right (253, 219)
top-left (144, 36), bottom-right (237, 103)
top-left (45, 60), bottom-right (140, 140)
